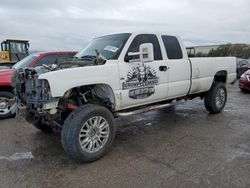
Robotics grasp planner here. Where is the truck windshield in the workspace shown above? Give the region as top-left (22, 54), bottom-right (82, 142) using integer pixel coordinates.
top-left (75, 33), bottom-right (131, 60)
top-left (13, 53), bottom-right (40, 69)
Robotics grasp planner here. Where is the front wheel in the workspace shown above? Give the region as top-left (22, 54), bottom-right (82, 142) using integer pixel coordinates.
top-left (61, 104), bottom-right (116, 163)
top-left (0, 91), bottom-right (16, 119)
top-left (204, 82), bottom-right (227, 114)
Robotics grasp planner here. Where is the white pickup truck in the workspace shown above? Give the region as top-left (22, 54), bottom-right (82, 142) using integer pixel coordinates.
top-left (13, 32), bottom-right (236, 163)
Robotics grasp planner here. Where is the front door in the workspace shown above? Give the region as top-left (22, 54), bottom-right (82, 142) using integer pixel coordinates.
top-left (118, 34), bottom-right (169, 109)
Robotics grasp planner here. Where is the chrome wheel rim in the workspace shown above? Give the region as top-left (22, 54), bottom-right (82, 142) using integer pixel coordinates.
top-left (79, 116), bottom-right (110, 153)
top-left (215, 88), bottom-right (226, 109)
top-left (0, 97), bottom-right (14, 115)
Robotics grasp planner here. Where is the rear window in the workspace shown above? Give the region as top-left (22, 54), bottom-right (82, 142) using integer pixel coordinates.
top-left (162, 36), bottom-right (183, 59)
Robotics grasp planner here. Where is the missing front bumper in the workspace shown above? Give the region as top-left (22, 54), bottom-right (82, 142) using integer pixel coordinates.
top-left (16, 103), bottom-right (27, 119)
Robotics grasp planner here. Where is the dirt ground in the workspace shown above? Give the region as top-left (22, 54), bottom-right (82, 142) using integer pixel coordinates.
top-left (0, 83), bottom-right (250, 188)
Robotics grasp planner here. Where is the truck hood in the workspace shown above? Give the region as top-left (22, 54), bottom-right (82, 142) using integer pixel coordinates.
top-left (0, 69), bottom-right (14, 74)
top-left (24, 60), bottom-right (97, 77)
top-left (37, 60), bottom-right (119, 97)
top-left (0, 69), bottom-right (14, 86)
top-left (13, 59), bottom-right (115, 98)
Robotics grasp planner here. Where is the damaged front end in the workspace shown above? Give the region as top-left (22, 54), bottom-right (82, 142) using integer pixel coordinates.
top-left (13, 58), bottom-right (114, 134)
top-left (13, 66), bottom-right (63, 133)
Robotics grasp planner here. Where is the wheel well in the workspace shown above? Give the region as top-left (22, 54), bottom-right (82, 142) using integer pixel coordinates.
top-left (63, 84), bottom-right (116, 111)
top-left (0, 86), bottom-right (13, 93)
top-left (90, 84), bottom-right (116, 110)
top-left (214, 71), bottom-right (227, 83)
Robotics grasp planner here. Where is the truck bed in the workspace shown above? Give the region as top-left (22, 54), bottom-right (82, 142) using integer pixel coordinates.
top-left (189, 57), bottom-right (237, 94)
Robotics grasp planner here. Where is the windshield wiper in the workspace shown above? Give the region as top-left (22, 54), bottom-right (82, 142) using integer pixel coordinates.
top-left (79, 55), bottom-right (96, 61)
top-left (95, 49), bottom-right (106, 65)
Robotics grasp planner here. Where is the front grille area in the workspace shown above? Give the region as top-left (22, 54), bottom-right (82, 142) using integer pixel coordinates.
top-left (13, 68), bottom-right (51, 107)
top-left (12, 69), bottom-right (27, 104)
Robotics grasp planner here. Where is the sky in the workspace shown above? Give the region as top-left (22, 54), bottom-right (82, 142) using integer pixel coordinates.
top-left (1, 0), bottom-right (250, 51)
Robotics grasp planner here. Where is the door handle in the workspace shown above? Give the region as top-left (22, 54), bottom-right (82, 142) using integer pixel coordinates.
top-left (159, 66), bottom-right (169, 72)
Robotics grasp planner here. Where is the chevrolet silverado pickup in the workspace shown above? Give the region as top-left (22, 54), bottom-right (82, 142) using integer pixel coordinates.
top-left (13, 33), bottom-right (237, 162)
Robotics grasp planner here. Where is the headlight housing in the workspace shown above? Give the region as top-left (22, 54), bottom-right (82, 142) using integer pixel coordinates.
top-left (240, 74), bottom-right (247, 81)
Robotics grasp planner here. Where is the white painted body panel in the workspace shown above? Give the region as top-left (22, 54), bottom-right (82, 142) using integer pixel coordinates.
top-left (117, 33), bottom-right (169, 109)
top-left (189, 57), bottom-right (236, 94)
top-left (165, 36), bottom-right (191, 99)
top-left (39, 60), bottom-right (123, 109)
top-left (38, 33), bottom-right (237, 111)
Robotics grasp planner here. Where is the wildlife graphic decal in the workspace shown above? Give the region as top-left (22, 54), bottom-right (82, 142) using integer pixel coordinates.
top-left (122, 63), bottom-right (159, 99)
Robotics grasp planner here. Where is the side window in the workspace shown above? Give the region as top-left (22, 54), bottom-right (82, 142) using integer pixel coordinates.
top-left (63, 53), bottom-right (76, 60)
top-left (126, 34), bottom-right (162, 61)
top-left (162, 36), bottom-right (183, 59)
top-left (35, 54), bottom-right (58, 67)
top-left (56, 54), bottom-right (74, 64)
top-left (56, 54), bottom-right (65, 64)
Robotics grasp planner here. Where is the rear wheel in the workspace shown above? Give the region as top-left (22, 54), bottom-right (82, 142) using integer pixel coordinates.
top-left (61, 104), bottom-right (116, 163)
top-left (204, 82), bottom-right (227, 114)
top-left (0, 91), bottom-right (16, 119)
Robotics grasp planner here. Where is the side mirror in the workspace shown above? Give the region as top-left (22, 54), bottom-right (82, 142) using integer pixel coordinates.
top-left (124, 55), bottom-right (132, 62)
top-left (126, 43), bottom-right (154, 63)
top-left (139, 43), bottom-right (154, 63)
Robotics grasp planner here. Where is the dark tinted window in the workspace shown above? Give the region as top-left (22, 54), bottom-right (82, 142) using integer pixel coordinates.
top-left (35, 54), bottom-right (57, 67)
top-left (126, 34), bottom-right (162, 61)
top-left (237, 59), bottom-right (250, 68)
top-left (62, 53), bottom-right (76, 60)
top-left (162, 36), bottom-right (183, 59)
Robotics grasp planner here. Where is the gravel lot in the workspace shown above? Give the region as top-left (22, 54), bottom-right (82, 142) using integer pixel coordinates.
top-left (0, 82), bottom-right (250, 188)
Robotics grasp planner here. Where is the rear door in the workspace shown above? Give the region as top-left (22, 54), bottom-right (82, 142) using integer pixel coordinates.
top-left (161, 35), bottom-right (191, 98)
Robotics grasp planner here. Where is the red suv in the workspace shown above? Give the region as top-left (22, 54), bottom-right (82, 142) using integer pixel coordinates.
top-left (239, 69), bottom-right (250, 92)
top-left (0, 51), bottom-right (77, 119)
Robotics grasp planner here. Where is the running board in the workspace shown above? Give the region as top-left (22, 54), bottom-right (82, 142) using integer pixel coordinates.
top-left (115, 100), bottom-right (184, 117)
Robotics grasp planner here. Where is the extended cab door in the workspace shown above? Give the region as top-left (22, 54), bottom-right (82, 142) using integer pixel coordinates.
top-left (160, 35), bottom-right (191, 98)
top-left (118, 34), bottom-right (169, 109)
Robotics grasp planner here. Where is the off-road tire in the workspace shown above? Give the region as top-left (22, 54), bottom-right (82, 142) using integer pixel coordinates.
top-left (0, 91), bottom-right (15, 119)
top-left (204, 82), bottom-right (227, 114)
top-left (61, 104), bottom-right (116, 163)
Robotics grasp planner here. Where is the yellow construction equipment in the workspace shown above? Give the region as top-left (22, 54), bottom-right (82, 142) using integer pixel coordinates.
top-left (0, 39), bottom-right (29, 66)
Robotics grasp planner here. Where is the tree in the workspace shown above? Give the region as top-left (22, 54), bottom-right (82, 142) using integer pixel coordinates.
top-left (208, 44), bottom-right (250, 59)
top-left (196, 52), bottom-right (206, 57)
